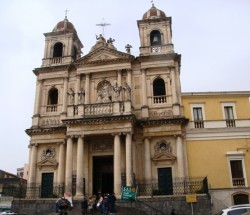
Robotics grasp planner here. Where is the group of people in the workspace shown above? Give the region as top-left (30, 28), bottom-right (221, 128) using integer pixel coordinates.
top-left (81, 193), bottom-right (116, 215)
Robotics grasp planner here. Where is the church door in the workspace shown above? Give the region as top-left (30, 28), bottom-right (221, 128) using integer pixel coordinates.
top-left (93, 156), bottom-right (113, 195)
top-left (41, 172), bottom-right (54, 198)
top-left (158, 167), bottom-right (173, 195)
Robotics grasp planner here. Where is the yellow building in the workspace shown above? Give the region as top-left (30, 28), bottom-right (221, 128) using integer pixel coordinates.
top-left (182, 91), bottom-right (250, 214)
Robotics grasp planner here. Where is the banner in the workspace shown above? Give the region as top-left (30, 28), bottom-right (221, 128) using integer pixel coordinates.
top-left (121, 186), bottom-right (138, 201)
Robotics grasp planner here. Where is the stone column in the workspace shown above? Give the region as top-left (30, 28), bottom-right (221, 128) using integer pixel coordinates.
top-left (127, 69), bottom-right (132, 87)
top-left (76, 136), bottom-right (84, 197)
top-left (65, 136), bottom-right (73, 193)
top-left (62, 77), bottom-right (68, 114)
top-left (125, 133), bottom-right (133, 186)
top-left (141, 69), bottom-right (147, 106)
top-left (170, 67), bottom-right (177, 104)
top-left (33, 79), bottom-right (43, 116)
top-left (176, 135), bottom-right (185, 178)
top-left (57, 142), bottom-right (65, 186)
top-left (114, 133), bottom-right (121, 195)
top-left (144, 137), bottom-right (152, 182)
top-left (75, 74), bottom-right (81, 105)
top-left (28, 144), bottom-right (38, 185)
top-left (167, 76), bottom-right (171, 103)
top-left (117, 70), bottom-right (122, 86)
top-left (85, 74), bottom-right (90, 104)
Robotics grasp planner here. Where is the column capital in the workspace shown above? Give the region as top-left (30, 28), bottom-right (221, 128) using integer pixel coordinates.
top-left (140, 68), bottom-right (147, 73)
top-left (143, 136), bottom-right (151, 141)
top-left (174, 134), bottom-right (185, 139)
top-left (122, 132), bottom-right (133, 136)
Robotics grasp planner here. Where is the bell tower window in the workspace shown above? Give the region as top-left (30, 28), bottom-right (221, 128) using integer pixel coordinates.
top-left (150, 30), bottom-right (162, 46)
top-left (53, 42), bottom-right (63, 58)
top-left (47, 88), bottom-right (58, 112)
top-left (153, 77), bottom-right (166, 104)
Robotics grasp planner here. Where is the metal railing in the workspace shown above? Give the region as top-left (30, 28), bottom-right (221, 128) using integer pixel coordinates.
top-left (136, 177), bottom-right (208, 196)
top-left (226, 119), bottom-right (236, 127)
top-left (194, 120), bottom-right (204, 128)
top-left (232, 178), bottom-right (245, 187)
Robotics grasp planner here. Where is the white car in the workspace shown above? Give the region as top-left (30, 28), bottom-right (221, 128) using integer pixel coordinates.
top-left (219, 204), bottom-right (250, 215)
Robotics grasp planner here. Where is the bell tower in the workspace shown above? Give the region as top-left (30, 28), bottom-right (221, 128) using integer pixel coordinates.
top-left (42, 15), bottom-right (83, 67)
top-left (137, 4), bottom-right (174, 56)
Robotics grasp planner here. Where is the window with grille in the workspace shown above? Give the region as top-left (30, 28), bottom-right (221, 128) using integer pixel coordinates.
top-left (224, 106), bottom-right (235, 127)
top-left (193, 107), bottom-right (204, 128)
top-left (230, 160), bottom-right (245, 187)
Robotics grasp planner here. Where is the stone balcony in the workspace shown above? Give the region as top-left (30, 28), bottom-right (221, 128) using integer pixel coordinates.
top-left (67, 101), bottom-right (132, 118)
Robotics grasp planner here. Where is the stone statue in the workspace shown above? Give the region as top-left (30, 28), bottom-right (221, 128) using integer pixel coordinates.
top-left (113, 82), bottom-right (122, 101)
top-left (102, 82), bottom-right (111, 102)
top-left (67, 88), bottom-right (75, 105)
top-left (123, 83), bottom-right (131, 100)
top-left (125, 44), bottom-right (133, 54)
top-left (78, 88), bottom-right (85, 104)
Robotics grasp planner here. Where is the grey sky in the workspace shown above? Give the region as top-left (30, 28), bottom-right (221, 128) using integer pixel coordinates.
top-left (0, 0), bottom-right (249, 174)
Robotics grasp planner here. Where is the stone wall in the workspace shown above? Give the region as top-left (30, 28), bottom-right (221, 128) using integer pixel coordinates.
top-left (12, 194), bottom-right (211, 215)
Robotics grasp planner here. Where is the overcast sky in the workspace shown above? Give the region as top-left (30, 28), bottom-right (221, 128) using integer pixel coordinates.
top-left (0, 0), bottom-right (249, 174)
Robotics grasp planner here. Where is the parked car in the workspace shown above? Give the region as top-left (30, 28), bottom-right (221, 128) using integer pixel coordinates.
top-left (219, 204), bottom-right (250, 215)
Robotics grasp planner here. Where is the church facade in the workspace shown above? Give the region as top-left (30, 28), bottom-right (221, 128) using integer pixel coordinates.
top-left (26, 5), bottom-right (189, 198)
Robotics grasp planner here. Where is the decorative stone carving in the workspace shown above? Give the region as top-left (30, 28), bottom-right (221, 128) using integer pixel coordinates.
top-left (40, 117), bottom-right (60, 127)
top-left (113, 82), bottom-right (122, 101)
top-left (92, 141), bottom-right (113, 151)
top-left (150, 109), bottom-right (173, 118)
top-left (37, 146), bottom-right (58, 170)
top-left (152, 140), bottom-right (176, 165)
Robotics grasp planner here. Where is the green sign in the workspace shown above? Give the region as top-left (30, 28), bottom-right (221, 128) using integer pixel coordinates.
top-left (121, 186), bottom-right (138, 201)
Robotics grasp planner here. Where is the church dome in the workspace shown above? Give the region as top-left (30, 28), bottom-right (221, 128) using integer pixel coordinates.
top-left (143, 4), bottom-right (166, 20)
top-left (52, 17), bottom-right (76, 33)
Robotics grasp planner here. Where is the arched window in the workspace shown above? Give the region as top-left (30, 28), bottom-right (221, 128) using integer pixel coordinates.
top-left (153, 77), bottom-right (166, 104)
top-left (47, 88), bottom-right (58, 112)
top-left (150, 30), bottom-right (162, 46)
top-left (53, 42), bottom-right (63, 58)
top-left (233, 193), bottom-right (249, 205)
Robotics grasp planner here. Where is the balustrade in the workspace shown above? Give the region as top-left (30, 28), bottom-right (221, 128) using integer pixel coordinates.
top-left (153, 96), bottom-right (167, 104)
top-left (46, 105), bottom-right (57, 112)
top-left (232, 178), bottom-right (245, 187)
top-left (51, 57), bottom-right (62, 64)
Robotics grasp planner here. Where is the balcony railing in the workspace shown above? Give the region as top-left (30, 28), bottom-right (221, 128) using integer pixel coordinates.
top-left (232, 178), bottom-right (245, 187)
top-left (226, 119), bottom-right (236, 127)
top-left (51, 57), bottom-right (62, 64)
top-left (194, 120), bottom-right (204, 128)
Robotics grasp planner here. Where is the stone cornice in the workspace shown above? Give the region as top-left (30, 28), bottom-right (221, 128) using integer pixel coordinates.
top-left (33, 65), bottom-right (70, 75)
top-left (138, 117), bottom-right (189, 127)
top-left (62, 114), bottom-right (137, 125)
top-left (137, 52), bottom-right (181, 64)
top-left (25, 126), bottom-right (66, 136)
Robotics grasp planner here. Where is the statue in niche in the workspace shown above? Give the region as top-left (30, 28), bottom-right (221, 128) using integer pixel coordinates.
top-left (123, 82), bottom-right (131, 100)
top-left (101, 81), bottom-right (111, 102)
top-left (97, 90), bottom-right (102, 103)
top-left (112, 82), bottom-right (122, 101)
top-left (67, 88), bottom-right (75, 105)
top-left (78, 88), bottom-right (85, 104)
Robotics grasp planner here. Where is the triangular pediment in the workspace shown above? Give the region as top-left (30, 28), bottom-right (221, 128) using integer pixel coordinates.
top-left (37, 158), bottom-right (58, 170)
top-left (76, 47), bottom-right (134, 65)
top-left (152, 152), bottom-right (176, 165)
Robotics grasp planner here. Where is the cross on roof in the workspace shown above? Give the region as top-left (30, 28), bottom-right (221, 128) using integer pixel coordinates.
top-left (64, 9), bottom-right (69, 18)
top-left (96, 18), bottom-right (111, 37)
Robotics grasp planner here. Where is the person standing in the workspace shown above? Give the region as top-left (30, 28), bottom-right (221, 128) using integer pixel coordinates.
top-left (81, 196), bottom-right (88, 215)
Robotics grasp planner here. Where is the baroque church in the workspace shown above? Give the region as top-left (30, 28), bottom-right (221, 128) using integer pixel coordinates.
top-left (26, 4), bottom-right (189, 198)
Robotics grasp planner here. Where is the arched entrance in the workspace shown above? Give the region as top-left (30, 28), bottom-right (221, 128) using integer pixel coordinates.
top-left (93, 156), bottom-right (114, 195)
